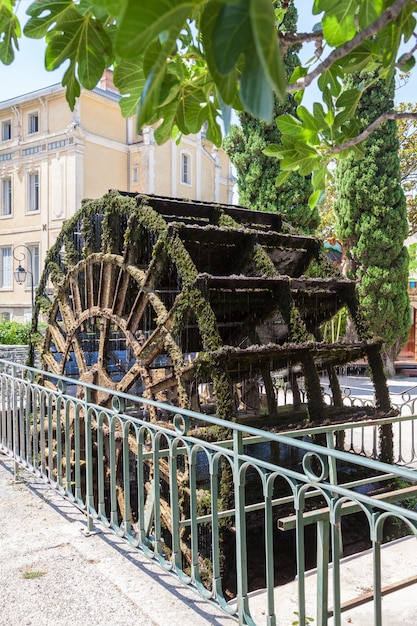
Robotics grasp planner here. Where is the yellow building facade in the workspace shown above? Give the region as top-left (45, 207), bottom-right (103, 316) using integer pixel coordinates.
top-left (0, 74), bottom-right (235, 320)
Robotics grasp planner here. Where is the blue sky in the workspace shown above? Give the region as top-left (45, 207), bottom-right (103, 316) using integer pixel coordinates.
top-left (0, 1), bottom-right (415, 105)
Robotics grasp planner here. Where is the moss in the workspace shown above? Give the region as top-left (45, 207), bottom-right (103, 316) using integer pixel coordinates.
top-left (130, 195), bottom-right (168, 239)
top-left (196, 354), bottom-right (236, 420)
top-left (165, 231), bottom-right (198, 287)
top-left (289, 305), bottom-right (310, 342)
top-left (61, 233), bottom-right (77, 267)
top-left (304, 250), bottom-right (342, 279)
top-left (194, 424), bottom-right (233, 442)
top-left (252, 243), bottom-right (277, 277)
top-left (37, 295), bottom-right (53, 316)
top-left (217, 211), bottom-right (240, 229)
top-left (300, 352), bottom-right (324, 423)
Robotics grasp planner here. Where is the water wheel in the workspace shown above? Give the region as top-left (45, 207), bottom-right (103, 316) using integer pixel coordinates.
top-left (32, 190), bottom-right (390, 423)
top-left (30, 190), bottom-right (393, 582)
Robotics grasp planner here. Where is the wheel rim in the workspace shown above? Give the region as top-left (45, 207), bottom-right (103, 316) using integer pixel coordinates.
top-left (43, 253), bottom-right (186, 408)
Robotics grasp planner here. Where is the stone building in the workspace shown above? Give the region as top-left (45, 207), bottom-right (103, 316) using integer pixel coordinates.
top-left (0, 70), bottom-right (234, 320)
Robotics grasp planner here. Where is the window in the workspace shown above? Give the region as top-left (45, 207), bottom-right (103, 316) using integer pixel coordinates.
top-left (27, 172), bottom-right (39, 212)
top-left (132, 167), bottom-right (138, 183)
top-left (181, 152), bottom-right (191, 185)
top-left (0, 247), bottom-right (12, 288)
top-left (1, 177), bottom-right (12, 216)
top-left (28, 112), bottom-right (39, 134)
top-left (2, 120), bottom-right (11, 141)
top-left (26, 244), bottom-right (40, 287)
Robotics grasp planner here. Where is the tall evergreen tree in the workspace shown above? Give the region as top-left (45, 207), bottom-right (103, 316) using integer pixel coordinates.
top-left (335, 73), bottom-right (410, 375)
top-left (223, 4), bottom-right (318, 234)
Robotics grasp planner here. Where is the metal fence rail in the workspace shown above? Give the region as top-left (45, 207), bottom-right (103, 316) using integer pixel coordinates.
top-left (1, 358), bottom-right (417, 626)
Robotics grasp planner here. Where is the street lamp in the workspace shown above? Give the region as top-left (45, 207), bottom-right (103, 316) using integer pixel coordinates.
top-left (13, 245), bottom-right (34, 312)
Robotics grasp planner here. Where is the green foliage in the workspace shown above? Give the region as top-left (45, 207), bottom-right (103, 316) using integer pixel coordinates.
top-left (292, 612), bottom-right (314, 626)
top-left (396, 101), bottom-right (417, 235)
top-left (335, 72), bottom-right (410, 368)
top-left (321, 307), bottom-right (347, 342)
top-left (409, 242), bottom-right (417, 275)
top-left (22, 570), bottom-right (46, 580)
top-left (20, 0), bottom-right (285, 144)
top-left (1, 1), bottom-right (416, 206)
top-left (0, 320), bottom-right (31, 345)
top-left (0, 0), bottom-right (20, 65)
top-left (25, 0), bottom-right (114, 108)
top-left (224, 4), bottom-right (318, 233)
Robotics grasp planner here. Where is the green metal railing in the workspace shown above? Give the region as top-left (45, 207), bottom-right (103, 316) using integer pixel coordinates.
top-left (1, 357), bottom-right (417, 626)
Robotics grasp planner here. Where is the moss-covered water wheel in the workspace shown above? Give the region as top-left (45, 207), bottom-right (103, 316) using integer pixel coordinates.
top-left (30, 190), bottom-right (393, 583)
top-left (32, 189), bottom-right (391, 423)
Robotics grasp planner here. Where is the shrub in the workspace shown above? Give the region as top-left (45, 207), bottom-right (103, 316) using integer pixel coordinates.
top-left (0, 320), bottom-right (31, 345)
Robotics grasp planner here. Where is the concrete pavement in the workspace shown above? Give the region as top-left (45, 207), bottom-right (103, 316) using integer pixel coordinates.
top-left (0, 454), bottom-right (233, 626)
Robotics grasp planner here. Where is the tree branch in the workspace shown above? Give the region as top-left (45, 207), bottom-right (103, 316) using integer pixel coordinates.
top-left (396, 36), bottom-right (417, 68)
top-left (279, 31), bottom-right (323, 55)
top-left (287, 0), bottom-right (412, 93)
top-left (331, 112), bottom-right (417, 154)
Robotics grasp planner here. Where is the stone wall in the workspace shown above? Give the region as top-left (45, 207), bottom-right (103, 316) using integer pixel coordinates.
top-left (0, 345), bottom-right (40, 372)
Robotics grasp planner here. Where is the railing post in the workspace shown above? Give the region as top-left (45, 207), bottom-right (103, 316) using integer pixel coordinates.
top-left (210, 458), bottom-right (223, 602)
top-left (12, 364), bottom-right (20, 480)
top-left (372, 514), bottom-right (382, 626)
top-left (295, 487), bottom-right (306, 626)
top-left (233, 429), bottom-right (251, 624)
top-left (316, 518), bottom-right (330, 626)
top-left (264, 482), bottom-right (276, 626)
top-left (331, 506), bottom-right (343, 626)
top-left (169, 443), bottom-right (182, 573)
top-left (84, 386), bottom-right (96, 534)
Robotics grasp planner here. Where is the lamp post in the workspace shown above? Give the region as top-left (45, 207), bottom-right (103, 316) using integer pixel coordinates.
top-left (13, 245), bottom-right (34, 312)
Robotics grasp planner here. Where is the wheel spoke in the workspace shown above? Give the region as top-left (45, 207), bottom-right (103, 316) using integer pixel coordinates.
top-left (126, 290), bottom-right (148, 334)
top-left (85, 262), bottom-right (95, 310)
top-left (116, 362), bottom-right (145, 394)
top-left (137, 324), bottom-right (169, 366)
top-left (58, 296), bottom-right (77, 331)
top-left (42, 351), bottom-right (62, 375)
top-left (96, 261), bottom-right (104, 307)
top-left (48, 321), bottom-right (67, 354)
top-left (113, 267), bottom-right (130, 316)
top-left (69, 333), bottom-right (88, 376)
top-left (100, 261), bottom-right (116, 310)
top-left (98, 317), bottom-right (111, 366)
top-left (69, 276), bottom-right (83, 318)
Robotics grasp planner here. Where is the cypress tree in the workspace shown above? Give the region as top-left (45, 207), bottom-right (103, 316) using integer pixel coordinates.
top-left (335, 73), bottom-right (410, 375)
top-left (223, 4), bottom-right (318, 234)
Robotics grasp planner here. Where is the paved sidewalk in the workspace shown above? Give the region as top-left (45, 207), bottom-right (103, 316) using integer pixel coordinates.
top-left (0, 454), bottom-right (233, 626)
